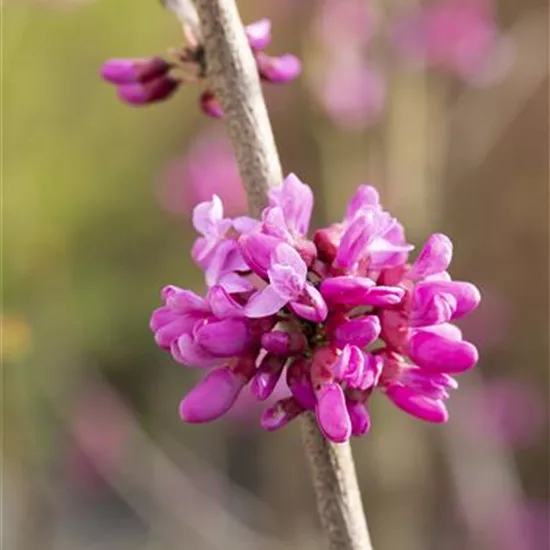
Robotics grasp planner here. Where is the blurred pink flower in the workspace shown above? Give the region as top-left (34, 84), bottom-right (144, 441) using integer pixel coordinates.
top-left (157, 129), bottom-right (247, 218)
top-left (455, 379), bottom-right (547, 447)
top-left (314, 0), bottom-right (378, 49)
top-left (316, 59), bottom-right (385, 131)
top-left (496, 500), bottom-right (550, 550)
top-left (392, 0), bottom-right (512, 83)
top-left (310, 0), bottom-right (385, 129)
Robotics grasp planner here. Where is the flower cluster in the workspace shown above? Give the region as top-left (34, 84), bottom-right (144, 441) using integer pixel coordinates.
top-left (100, 19), bottom-right (301, 115)
top-left (150, 175), bottom-right (480, 442)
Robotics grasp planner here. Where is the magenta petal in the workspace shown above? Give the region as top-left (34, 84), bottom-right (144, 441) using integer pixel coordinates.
top-left (320, 276), bottom-right (375, 305)
top-left (207, 286), bottom-right (245, 318)
top-left (261, 397), bottom-right (304, 431)
top-left (346, 400), bottom-right (371, 436)
top-left (420, 323), bottom-right (463, 341)
top-left (239, 231), bottom-right (282, 278)
top-left (250, 354), bottom-right (285, 400)
top-left (261, 330), bottom-right (306, 356)
top-left (289, 284), bottom-right (328, 323)
top-left (407, 331), bottom-right (479, 373)
top-left (344, 185), bottom-right (380, 221)
top-left (192, 194), bottom-right (225, 237)
top-left (419, 280), bottom-right (481, 319)
top-left (154, 315), bottom-right (198, 349)
top-left (200, 90), bottom-right (224, 118)
top-left (286, 359), bottom-right (317, 410)
top-left (171, 334), bottom-right (222, 368)
top-left (268, 243), bottom-right (308, 299)
top-left (268, 173), bottom-right (314, 235)
top-left (245, 286), bottom-right (288, 318)
top-left (101, 57), bottom-right (170, 85)
top-left (257, 53), bottom-right (302, 83)
top-left (360, 352), bottom-right (383, 390)
top-left (411, 288), bottom-right (457, 327)
top-left (216, 273), bottom-right (254, 294)
top-left (409, 233), bottom-right (453, 280)
top-left (117, 76), bottom-right (179, 105)
top-left (332, 315), bottom-right (381, 348)
top-left (386, 384), bottom-right (449, 423)
top-left (162, 286), bottom-right (209, 314)
top-left (315, 384), bottom-right (352, 443)
top-left (194, 318), bottom-right (252, 357)
top-left (334, 213), bottom-right (373, 270)
top-left (362, 285), bottom-right (406, 306)
top-left (150, 306), bottom-right (178, 332)
top-left (179, 367), bottom-right (246, 423)
top-left (245, 18), bottom-right (272, 50)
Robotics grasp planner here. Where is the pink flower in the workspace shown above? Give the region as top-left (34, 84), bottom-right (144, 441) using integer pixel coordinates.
top-left (316, 60), bottom-right (386, 131)
top-left (151, 176), bottom-right (481, 441)
top-left (309, 0), bottom-right (386, 129)
top-left (157, 129), bottom-right (247, 218)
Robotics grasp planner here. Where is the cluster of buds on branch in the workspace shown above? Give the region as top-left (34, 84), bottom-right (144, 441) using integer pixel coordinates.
top-left (150, 175), bottom-right (480, 443)
top-left (100, 14), bottom-right (300, 116)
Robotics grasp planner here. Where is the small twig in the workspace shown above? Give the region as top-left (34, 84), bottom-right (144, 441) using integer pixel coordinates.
top-left (192, 0), bottom-right (283, 217)
top-left (191, 1), bottom-right (372, 548)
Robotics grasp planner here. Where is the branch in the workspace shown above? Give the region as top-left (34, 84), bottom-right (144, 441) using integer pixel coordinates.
top-left (191, 1), bottom-right (372, 548)
top-left (301, 413), bottom-right (373, 550)
top-left (192, 0), bottom-right (283, 217)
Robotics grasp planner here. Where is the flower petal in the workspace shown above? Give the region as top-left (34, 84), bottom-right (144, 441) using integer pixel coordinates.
top-left (409, 233), bottom-right (453, 280)
top-left (171, 334), bottom-right (222, 368)
top-left (245, 285), bottom-right (289, 318)
top-left (346, 400), bottom-right (371, 436)
top-left (179, 367), bottom-right (247, 423)
top-left (386, 384), bottom-right (449, 423)
top-left (194, 318), bottom-right (252, 357)
top-left (315, 384), bottom-right (352, 443)
top-left (250, 354), bottom-right (286, 400)
top-left (407, 330), bottom-right (479, 373)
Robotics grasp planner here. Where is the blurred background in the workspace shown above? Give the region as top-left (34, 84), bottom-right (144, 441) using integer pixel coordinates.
top-left (3, 0), bottom-right (549, 548)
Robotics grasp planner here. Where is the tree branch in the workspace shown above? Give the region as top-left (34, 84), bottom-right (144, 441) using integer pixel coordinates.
top-left (191, 1), bottom-right (372, 548)
top-left (301, 413), bottom-right (373, 550)
top-left (192, 0), bottom-right (283, 217)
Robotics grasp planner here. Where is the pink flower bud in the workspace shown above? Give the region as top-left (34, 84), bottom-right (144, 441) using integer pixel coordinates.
top-left (179, 367), bottom-right (247, 423)
top-left (346, 400), bottom-right (371, 436)
top-left (409, 233), bottom-right (453, 280)
top-left (315, 384), bottom-right (352, 443)
top-left (385, 384), bottom-right (449, 423)
top-left (194, 318), bottom-right (253, 358)
top-left (407, 330), bottom-right (479, 373)
top-left (330, 315), bottom-right (381, 348)
top-left (245, 18), bottom-right (272, 51)
top-left (250, 354), bottom-right (285, 400)
top-left (199, 90), bottom-right (224, 118)
top-left (257, 53), bottom-right (302, 83)
top-left (286, 358), bottom-right (317, 410)
top-left (261, 330), bottom-right (307, 357)
top-left (117, 76), bottom-right (179, 105)
top-left (320, 275), bottom-right (376, 306)
top-left (261, 397), bottom-right (303, 431)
